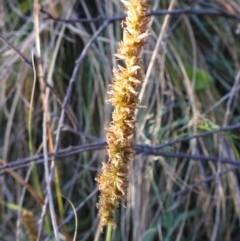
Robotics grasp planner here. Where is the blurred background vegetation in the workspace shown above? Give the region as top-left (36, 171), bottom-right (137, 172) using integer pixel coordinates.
top-left (0, 0), bottom-right (240, 240)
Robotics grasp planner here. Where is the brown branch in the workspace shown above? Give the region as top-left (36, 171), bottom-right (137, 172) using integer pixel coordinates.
top-left (0, 122), bottom-right (240, 174)
top-left (0, 34), bottom-right (33, 67)
top-left (2, 3), bottom-right (239, 72)
top-left (173, 166), bottom-right (238, 197)
top-left (40, 6), bottom-right (240, 24)
top-left (33, 2), bottom-right (63, 239)
top-left (0, 159), bottom-right (44, 204)
top-left (53, 20), bottom-right (109, 165)
top-left (0, 34), bottom-right (80, 130)
top-left (0, 142), bottom-right (106, 174)
top-left (2, 147), bottom-right (239, 174)
top-left (142, 151), bottom-right (240, 166)
top-left (1, 122), bottom-right (240, 174)
top-left (135, 122), bottom-right (240, 152)
top-left (44, 188), bottom-right (99, 241)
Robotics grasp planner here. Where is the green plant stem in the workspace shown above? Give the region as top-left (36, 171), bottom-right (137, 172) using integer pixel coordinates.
top-left (28, 52), bottom-right (42, 198)
top-left (29, 52), bottom-right (52, 236)
top-left (106, 224), bottom-right (112, 241)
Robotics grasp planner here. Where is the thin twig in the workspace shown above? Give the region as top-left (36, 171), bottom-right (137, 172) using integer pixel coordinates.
top-left (33, 1), bottom-right (59, 239)
top-left (0, 34), bottom-right (33, 67)
top-left (142, 151), bottom-right (240, 166)
top-left (135, 122), bottom-right (240, 153)
top-left (40, 7), bottom-right (240, 24)
top-left (173, 166), bottom-right (238, 197)
top-left (0, 33), bottom-right (77, 130)
top-left (0, 142), bottom-right (106, 173)
top-left (1, 5), bottom-right (239, 72)
top-left (1, 138), bottom-right (240, 176)
top-left (44, 188), bottom-right (98, 241)
top-left (52, 20), bottom-right (109, 179)
top-left (1, 122), bottom-right (240, 173)
top-left (8, 149), bottom-right (240, 171)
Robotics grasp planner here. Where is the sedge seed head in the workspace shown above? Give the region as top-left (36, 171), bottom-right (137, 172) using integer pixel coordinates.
top-left (96, 0), bottom-right (149, 228)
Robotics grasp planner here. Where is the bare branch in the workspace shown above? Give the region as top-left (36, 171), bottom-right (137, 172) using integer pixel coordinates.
top-left (135, 122), bottom-right (240, 152)
top-left (0, 34), bottom-right (32, 67)
top-left (40, 6), bottom-right (240, 24)
top-left (173, 166), bottom-right (238, 197)
top-left (52, 20), bottom-right (109, 167)
top-left (1, 120), bottom-right (240, 175)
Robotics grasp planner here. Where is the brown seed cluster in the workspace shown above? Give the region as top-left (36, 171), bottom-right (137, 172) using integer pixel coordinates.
top-left (95, 0), bottom-right (149, 227)
top-left (22, 210), bottom-right (38, 241)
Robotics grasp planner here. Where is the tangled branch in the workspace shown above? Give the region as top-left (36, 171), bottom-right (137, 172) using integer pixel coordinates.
top-left (1, 122), bottom-right (239, 175)
top-left (40, 6), bottom-right (240, 24)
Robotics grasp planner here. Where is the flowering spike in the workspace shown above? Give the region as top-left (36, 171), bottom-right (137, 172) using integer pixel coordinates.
top-left (95, 0), bottom-right (150, 228)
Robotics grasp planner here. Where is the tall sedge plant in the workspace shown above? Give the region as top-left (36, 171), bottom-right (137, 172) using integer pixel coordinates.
top-left (96, 0), bottom-right (150, 227)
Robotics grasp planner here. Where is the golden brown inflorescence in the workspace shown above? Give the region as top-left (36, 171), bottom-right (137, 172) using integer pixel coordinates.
top-left (95, 0), bottom-right (150, 227)
top-left (22, 210), bottom-right (38, 241)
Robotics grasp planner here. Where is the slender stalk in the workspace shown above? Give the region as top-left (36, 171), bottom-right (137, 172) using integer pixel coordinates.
top-left (106, 224), bottom-right (113, 241)
top-left (28, 52), bottom-right (42, 198)
top-left (33, 1), bottom-right (60, 239)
